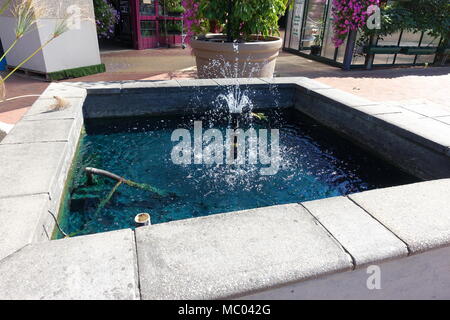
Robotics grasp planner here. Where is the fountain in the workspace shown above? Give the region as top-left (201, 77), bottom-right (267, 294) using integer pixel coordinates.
top-left (49, 76), bottom-right (419, 240)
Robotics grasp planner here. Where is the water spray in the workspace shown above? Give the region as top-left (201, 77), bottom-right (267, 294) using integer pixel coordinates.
top-left (231, 114), bottom-right (239, 160)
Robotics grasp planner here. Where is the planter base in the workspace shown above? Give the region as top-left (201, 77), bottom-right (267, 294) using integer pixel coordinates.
top-left (190, 35), bottom-right (282, 78)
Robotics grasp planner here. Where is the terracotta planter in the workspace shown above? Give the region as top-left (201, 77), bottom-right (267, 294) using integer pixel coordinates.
top-left (190, 34), bottom-right (282, 78)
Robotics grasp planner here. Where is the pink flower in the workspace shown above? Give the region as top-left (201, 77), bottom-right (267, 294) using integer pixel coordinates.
top-left (332, 0), bottom-right (380, 47)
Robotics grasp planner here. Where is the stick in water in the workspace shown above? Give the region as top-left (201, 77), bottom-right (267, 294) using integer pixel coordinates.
top-left (84, 167), bottom-right (170, 197)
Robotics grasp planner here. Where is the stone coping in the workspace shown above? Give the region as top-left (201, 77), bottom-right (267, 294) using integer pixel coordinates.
top-left (0, 78), bottom-right (449, 299)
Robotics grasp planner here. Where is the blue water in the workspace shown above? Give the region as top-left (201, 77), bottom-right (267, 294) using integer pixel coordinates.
top-left (56, 109), bottom-right (418, 238)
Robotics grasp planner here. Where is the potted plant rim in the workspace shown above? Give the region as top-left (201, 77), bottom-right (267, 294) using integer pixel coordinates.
top-left (183, 0), bottom-right (290, 78)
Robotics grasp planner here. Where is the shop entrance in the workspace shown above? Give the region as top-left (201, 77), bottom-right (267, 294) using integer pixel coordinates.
top-left (106, 0), bottom-right (184, 50)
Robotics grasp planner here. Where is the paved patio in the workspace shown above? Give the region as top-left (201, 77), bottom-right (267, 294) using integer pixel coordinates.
top-left (0, 48), bottom-right (449, 132)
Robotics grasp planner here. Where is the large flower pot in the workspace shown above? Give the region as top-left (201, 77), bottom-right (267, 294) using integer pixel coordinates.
top-left (190, 34), bottom-right (282, 78)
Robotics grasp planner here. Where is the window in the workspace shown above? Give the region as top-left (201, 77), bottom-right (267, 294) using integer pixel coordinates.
top-left (141, 21), bottom-right (157, 37)
top-left (140, 0), bottom-right (156, 16)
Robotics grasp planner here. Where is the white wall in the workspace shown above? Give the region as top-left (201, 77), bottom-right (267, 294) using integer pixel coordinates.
top-left (38, 19), bottom-right (101, 73)
top-left (0, 0), bottom-right (101, 73)
top-left (0, 16), bottom-right (48, 71)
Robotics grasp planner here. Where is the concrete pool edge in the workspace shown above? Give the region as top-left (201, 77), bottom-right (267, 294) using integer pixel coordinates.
top-left (0, 78), bottom-right (449, 299)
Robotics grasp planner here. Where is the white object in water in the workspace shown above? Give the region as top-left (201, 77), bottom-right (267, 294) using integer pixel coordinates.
top-left (135, 213), bottom-right (151, 227)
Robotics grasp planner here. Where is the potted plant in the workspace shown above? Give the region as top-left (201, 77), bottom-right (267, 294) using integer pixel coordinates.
top-left (310, 19), bottom-right (324, 56)
top-left (93, 0), bottom-right (119, 39)
top-left (183, 0), bottom-right (290, 78)
top-left (160, 20), bottom-right (183, 46)
top-left (160, 0), bottom-right (185, 17)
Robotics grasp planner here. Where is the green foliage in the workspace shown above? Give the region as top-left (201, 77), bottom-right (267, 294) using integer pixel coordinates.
top-left (93, 0), bottom-right (118, 39)
top-left (160, 20), bottom-right (183, 34)
top-left (161, 0), bottom-right (185, 15)
top-left (402, 0), bottom-right (449, 40)
top-left (198, 0), bottom-right (290, 41)
top-left (361, 0), bottom-right (450, 44)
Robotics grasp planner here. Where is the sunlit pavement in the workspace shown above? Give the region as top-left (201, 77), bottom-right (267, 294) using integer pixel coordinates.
top-left (1, 48), bottom-right (449, 129)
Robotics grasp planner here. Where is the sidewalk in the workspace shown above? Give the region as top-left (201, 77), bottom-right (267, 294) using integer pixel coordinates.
top-left (1, 48), bottom-right (449, 130)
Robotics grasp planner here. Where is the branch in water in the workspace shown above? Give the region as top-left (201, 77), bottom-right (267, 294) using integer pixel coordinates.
top-left (84, 167), bottom-right (171, 197)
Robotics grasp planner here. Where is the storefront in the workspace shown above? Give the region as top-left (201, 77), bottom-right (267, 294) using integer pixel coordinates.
top-left (115, 0), bottom-right (184, 50)
top-left (283, 0), bottom-right (445, 69)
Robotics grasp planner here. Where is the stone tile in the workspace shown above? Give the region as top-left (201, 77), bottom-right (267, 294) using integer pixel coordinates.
top-left (262, 76), bottom-right (332, 91)
top-left (349, 179), bottom-right (450, 254)
top-left (302, 197), bottom-right (408, 267)
top-left (237, 78), bottom-right (268, 85)
top-left (176, 79), bottom-right (218, 87)
top-left (312, 88), bottom-right (378, 107)
top-left (213, 78), bottom-right (241, 86)
top-left (22, 97), bottom-right (84, 121)
top-left (390, 100), bottom-right (450, 118)
top-left (259, 77), bottom-right (302, 89)
top-left (71, 81), bottom-right (122, 94)
top-left (435, 116), bottom-right (450, 126)
top-left (376, 112), bottom-right (450, 152)
top-left (0, 229), bottom-right (139, 300)
top-left (352, 104), bottom-right (405, 116)
top-left (135, 204), bottom-right (353, 300)
top-left (260, 77), bottom-right (302, 84)
top-left (41, 83), bottom-right (87, 99)
top-left (0, 142), bottom-right (67, 198)
top-left (294, 78), bottom-right (332, 91)
top-left (1, 119), bottom-right (75, 144)
top-left (121, 80), bottom-right (180, 92)
top-left (0, 194), bottom-right (49, 261)
top-left (199, 78), bottom-right (267, 86)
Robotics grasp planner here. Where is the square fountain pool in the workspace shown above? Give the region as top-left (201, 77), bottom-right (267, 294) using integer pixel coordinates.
top-left (55, 108), bottom-right (418, 238)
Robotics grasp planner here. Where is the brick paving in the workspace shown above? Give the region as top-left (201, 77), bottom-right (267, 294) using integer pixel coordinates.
top-left (1, 47), bottom-right (449, 128)
top-left (0, 75), bottom-right (49, 125)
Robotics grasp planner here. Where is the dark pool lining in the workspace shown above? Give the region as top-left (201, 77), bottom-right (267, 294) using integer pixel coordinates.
top-left (55, 108), bottom-right (419, 239)
top-left (83, 108), bottom-right (420, 184)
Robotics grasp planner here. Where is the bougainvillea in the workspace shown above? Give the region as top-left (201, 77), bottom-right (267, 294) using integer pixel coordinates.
top-left (332, 0), bottom-right (380, 47)
top-left (93, 0), bottom-right (119, 39)
top-left (182, 0), bottom-right (201, 37)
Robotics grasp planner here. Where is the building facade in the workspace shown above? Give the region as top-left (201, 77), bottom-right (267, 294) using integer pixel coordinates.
top-left (284, 0), bottom-right (444, 69)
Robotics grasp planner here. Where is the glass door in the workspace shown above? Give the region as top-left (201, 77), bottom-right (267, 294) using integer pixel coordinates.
top-left (287, 0), bottom-right (306, 50)
top-left (300, 0), bottom-right (328, 50)
top-left (139, 0), bottom-right (159, 48)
